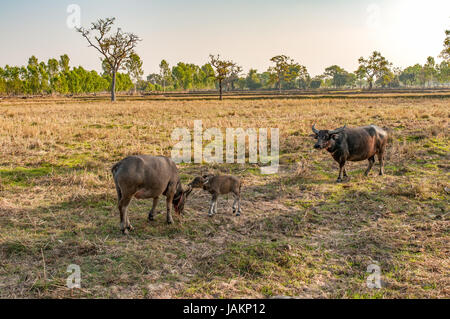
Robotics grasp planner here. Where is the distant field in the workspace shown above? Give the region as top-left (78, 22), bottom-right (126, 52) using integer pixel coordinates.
top-left (0, 96), bottom-right (448, 298)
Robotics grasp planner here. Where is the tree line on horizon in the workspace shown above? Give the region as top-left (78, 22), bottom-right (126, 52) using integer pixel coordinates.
top-left (0, 17), bottom-right (448, 99)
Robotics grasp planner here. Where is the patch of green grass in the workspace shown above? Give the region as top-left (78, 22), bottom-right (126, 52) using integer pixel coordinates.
top-left (204, 241), bottom-right (300, 279)
top-left (57, 153), bottom-right (93, 168)
top-left (0, 166), bottom-right (54, 187)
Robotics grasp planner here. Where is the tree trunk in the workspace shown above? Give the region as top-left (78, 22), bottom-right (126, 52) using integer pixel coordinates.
top-left (369, 79), bottom-right (373, 90)
top-left (219, 79), bottom-right (223, 101)
top-left (111, 70), bottom-right (117, 102)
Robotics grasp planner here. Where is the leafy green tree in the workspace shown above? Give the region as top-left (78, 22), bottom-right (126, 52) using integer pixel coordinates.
top-left (4, 66), bottom-right (23, 95)
top-left (437, 61), bottom-right (450, 84)
top-left (296, 65), bottom-right (310, 89)
top-left (323, 65), bottom-right (352, 88)
top-left (125, 52), bottom-right (144, 94)
top-left (25, 56), bottom-right (41, 94)
top-left (246, 69), bottom-right (262, 90)
top-left (399, 64), bottom-right (422, 87)
top-left (147, 73), bottom-right (162, 86)
top-left (375, 68), bottom-right (395, 88)
top-left (259, 72), bottom-right (272, 88)
top-left (439, 30), bottom-right (450, 62)
top-left (39, 61), bottom-right (50, 93)
top-left (0, 67), bottom-right (6, 94)
top-left (172, 62), bottom-right (200, 90)
top-left (268, 55), bottom-right (299, 92)
top-left (309, 76), bottom-right (322, 89)
top-left (59, 54), bottom-right (70, 73)
top-left (47, 58), bottom-right (60, 93)
top-left (159, 60), bottom-right (172, 91)
top-left (77, 17), bottom-right (141, 101)
top-left (423, 56), bottom-right (437, 87)
top-left (357, 51), bottom-right (391, 89)
top-left (200, 63), bottom-right (215, 88)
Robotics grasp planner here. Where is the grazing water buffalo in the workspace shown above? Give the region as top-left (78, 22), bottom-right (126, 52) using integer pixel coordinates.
top-left (311, 124), bottom-right (388, 182)
top-left (189, 175), bottom-right (242, 217)
top-left (111, 155), bottom-right (192, 234)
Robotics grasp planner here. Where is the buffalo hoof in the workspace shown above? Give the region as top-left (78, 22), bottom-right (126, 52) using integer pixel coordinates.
top-left (122, 228), bottom-right (129, 235)
top-left (336, 178), bottom-right (343, 183)
top-left (148, 214), bottom-right (154, 221)
top-left (379, 172), bottom-right (384, 176)
top-left (127, 224), bottom-right (134, 232)
top-left (167, 219), bottom-right (173, 225)
top-left (236, 212), bottom-right (241, 217)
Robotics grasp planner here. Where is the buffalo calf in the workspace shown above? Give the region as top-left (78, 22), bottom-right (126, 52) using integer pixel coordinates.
top-left (189, 175), bottom-right (242, 217)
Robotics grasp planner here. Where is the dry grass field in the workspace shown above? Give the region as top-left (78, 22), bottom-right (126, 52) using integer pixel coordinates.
top-left (0, 96), bottom-right (448, 298)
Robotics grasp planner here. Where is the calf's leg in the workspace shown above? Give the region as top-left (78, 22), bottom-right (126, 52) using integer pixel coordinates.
top-left (232, 192), bottom-right (241, 216)
top-left (209, 193), bottom-right (218, 217)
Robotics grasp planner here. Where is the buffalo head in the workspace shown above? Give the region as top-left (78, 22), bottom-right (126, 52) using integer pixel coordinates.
top-left (311, 124), bottom-right (346, 150)
top-left (173, 184), bottom-right (192, 214)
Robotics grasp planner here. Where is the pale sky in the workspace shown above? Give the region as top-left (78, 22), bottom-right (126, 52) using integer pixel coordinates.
top-left (0, 0), bottom-right (449, 76)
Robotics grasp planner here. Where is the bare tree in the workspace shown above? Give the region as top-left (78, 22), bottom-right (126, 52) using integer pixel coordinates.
top-left (77, 17), bottom-right (141, 102)
top-left (226, 64), bottom-right (243, 91)
top-left (209, 54), bottom-right (236, 100)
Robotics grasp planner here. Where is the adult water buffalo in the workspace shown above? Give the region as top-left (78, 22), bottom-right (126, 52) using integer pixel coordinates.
top-left (311, 124), bottom-right (388, 182)
top-left (111, 155), bottom-right (192, 234)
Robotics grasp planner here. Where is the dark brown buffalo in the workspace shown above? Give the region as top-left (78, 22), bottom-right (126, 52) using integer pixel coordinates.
top-left (111, 155), bottom-right (192, 234)
top-left (311, 124), bottom-right (388, 182)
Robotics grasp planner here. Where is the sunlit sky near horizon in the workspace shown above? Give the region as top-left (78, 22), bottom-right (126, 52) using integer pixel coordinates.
top-left (0, 0), bottom-right (449, 77)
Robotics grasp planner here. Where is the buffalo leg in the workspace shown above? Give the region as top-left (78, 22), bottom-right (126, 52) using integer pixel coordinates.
top-left (148, 197), bottom-right (159, 221)
top-left (337, 161), bottom-right (346, 182)
top-left (166, 195), bottom-right (174, 224)
top-left (118, 195), bottom-right (132, 234)
top-left (209, 193), bottom-right (218, 217)
top-left (343, 167), bottom-right (348, 178)
top-left (378, 152), bottom-right (385, 176)
top-left (232, 192), bottom-right (241, 216)
top-left (365, 156), bottom-right (375, 176)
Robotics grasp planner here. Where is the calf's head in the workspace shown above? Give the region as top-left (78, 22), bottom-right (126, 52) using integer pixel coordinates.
top-left (311, 124), bottom-right (346, 150)
top-left (189, 176), bottom-right (206, 189)
top-left (188, 175), bottom-right (213, 189)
